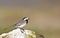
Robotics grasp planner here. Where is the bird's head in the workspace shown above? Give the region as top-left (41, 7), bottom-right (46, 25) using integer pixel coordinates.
top-left (22, 17), bottom-right (29, 23)
top-left (23, 17), bottom-right (29, 21)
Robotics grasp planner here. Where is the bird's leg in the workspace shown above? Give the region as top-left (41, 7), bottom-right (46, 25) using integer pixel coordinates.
top-left (15, 26), bottom-right (25, 33)
top-left (19, 28), bottom-right (24, 33)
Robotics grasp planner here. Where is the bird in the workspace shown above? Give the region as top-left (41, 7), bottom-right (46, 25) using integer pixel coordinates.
top-left (4, 17), bottom-right (29, 32)
top-left (13, 17), bottom-right (29, 33)
top-left (14, 17), bottom-right (29, 29)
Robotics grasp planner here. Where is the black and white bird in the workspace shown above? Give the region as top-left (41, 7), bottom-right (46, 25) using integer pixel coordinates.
top-left (14, 17), bottom-right (29, 29)
top-left (5, 17), bottom-right (29, 31)
top-left (14, 17), bottom-right (29, 33)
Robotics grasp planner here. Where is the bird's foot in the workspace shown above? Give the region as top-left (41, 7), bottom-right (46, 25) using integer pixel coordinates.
top-left (20, 28), bottom-right (24, 33)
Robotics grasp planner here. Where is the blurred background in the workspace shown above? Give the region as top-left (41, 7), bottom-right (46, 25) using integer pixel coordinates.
top-left (0, 0), bottom-right (60, 38)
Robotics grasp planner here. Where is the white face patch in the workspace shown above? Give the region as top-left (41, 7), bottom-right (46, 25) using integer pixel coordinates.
top-left (24, 17), bottom-right (29, 21)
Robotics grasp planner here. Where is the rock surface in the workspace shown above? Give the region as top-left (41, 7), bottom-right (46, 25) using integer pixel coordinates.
top-left (0, 28), bottom-right (36, 38)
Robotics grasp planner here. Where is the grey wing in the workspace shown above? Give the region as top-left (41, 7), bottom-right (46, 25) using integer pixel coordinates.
top-left (15, 20), bottom-right (26, 26)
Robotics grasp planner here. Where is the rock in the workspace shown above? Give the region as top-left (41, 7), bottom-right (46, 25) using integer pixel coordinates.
top-left (0, 28), bottom-right (36, 38)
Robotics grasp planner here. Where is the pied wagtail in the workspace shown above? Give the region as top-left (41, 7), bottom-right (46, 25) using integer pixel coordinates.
top-left (13, 17), bottom-right (29, 33)
top-left (14, 17), bottom-right (29, 29)
top-left (5, 17), bottom-right (29, 33)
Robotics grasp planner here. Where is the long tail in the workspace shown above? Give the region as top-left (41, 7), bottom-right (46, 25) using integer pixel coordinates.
top-left (4, 24), bottom-right (16, 30)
